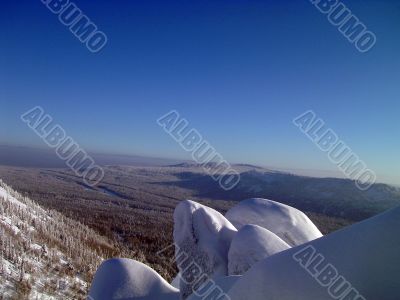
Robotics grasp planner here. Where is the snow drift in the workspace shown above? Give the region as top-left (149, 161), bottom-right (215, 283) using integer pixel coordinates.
top-left (228, 224), bottom-right (290, 275)
top-left (186, 275), bottom-right (241, 300)
top-left (225, 198), bottom-right (323, 246)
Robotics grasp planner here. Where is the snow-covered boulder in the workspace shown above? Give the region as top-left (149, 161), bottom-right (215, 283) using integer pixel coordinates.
top-left (227, 206), bottom-right (400, 300)
top-left (174, 200), bottom-right (237, 298)
top-left (228, 224), bottom-right (290, 275)
top-left (88, 198), bottom-right (400, 300)
top-left (88, 258), bottom-right (179, 300)
top-left (225, 198), bottom-right (322, 246)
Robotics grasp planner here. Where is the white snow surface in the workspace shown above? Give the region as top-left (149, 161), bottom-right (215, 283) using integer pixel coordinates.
top-left (225, 198), bottom-right (323, 246)
top-left (0, 186), bottom-right (27, 209)
top-left (227, 205), bottom-right (400, 300)
top-left (89, 258), bottom-right (179, 300)
top-left (228, 224), bottom-right (290, 275)
top-left (173, 200), bottom-right (237, 298)
top-left (186, 275), bottom-right (241, 300)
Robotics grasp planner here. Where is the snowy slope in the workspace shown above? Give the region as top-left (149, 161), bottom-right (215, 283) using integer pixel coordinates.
top-left (227, 206), bottom-right (400, 300)
top-left (186, 275), bottom-right (241, 300)
top-left (228, 224), bottom-right (290, 275)
top-left (0, 179), bottom-right (110, 299)
top-left (173, 200), bottom-right (237, 298)
top-left (225, 198), bottom-right (322, 246)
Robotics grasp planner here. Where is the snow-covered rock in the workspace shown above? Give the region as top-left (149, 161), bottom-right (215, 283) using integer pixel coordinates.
top-left (225, 198), bottom-right (322, 246)
top-left (88, 258), bottom-right (180, 300)
top-left (87, 196), bottom-right (400, 300)
top-left (228, 224), bottom-right (290, 275)
top-left (173, 200), bottom-right (237, 298)
top-left (227, 206), bottom-right (400, 300)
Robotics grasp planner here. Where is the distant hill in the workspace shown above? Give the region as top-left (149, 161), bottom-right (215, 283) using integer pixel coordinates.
top-left (163, 165), bottom-right (400, 221)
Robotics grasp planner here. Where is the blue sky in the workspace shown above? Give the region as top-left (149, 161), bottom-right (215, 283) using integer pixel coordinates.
top-left (1, 0), bottom-right (399, 185)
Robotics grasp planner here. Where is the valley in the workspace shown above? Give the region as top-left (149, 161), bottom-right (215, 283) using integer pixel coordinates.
top-left (0, 163), bottom-right (398, 286)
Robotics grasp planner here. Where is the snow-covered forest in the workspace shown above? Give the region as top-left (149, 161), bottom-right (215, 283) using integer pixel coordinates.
top-left (0, 180), bottom-right (128, 299)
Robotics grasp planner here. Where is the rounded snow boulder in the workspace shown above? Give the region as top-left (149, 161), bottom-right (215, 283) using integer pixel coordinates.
top-left (225, 198), bottom-right (322, 246)
top-left (88, 258), bottom-right (179, 300)
top-left (227, 206), bottom-right (400, 300)
top-left (228, 224), bottom-right (290, 275)
top-left (174, 200), bottom-right (237, 298)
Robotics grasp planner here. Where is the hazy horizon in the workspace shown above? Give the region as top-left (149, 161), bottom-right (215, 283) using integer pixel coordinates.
top-left (0, 143), bottom-right (397, 187)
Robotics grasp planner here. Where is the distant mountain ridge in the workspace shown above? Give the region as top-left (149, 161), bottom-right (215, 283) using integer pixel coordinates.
top-left (163, 165), bottom-right (400, 221)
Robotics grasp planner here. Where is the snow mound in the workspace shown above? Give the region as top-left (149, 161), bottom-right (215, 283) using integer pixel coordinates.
top-left (225, 198), bottom-right (322, 246)
top-left (173, 200), bottom-right (237, 298)
top-left (227, 206), bottom-right (400, 300)
top-left (228, 224), bottom-right (290, 275)
top-left (88, 258), bottom-right (179, 300)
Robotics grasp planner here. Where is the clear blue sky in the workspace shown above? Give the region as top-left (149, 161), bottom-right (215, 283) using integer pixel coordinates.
top-left (1, 0), bottom-right (399, 185)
